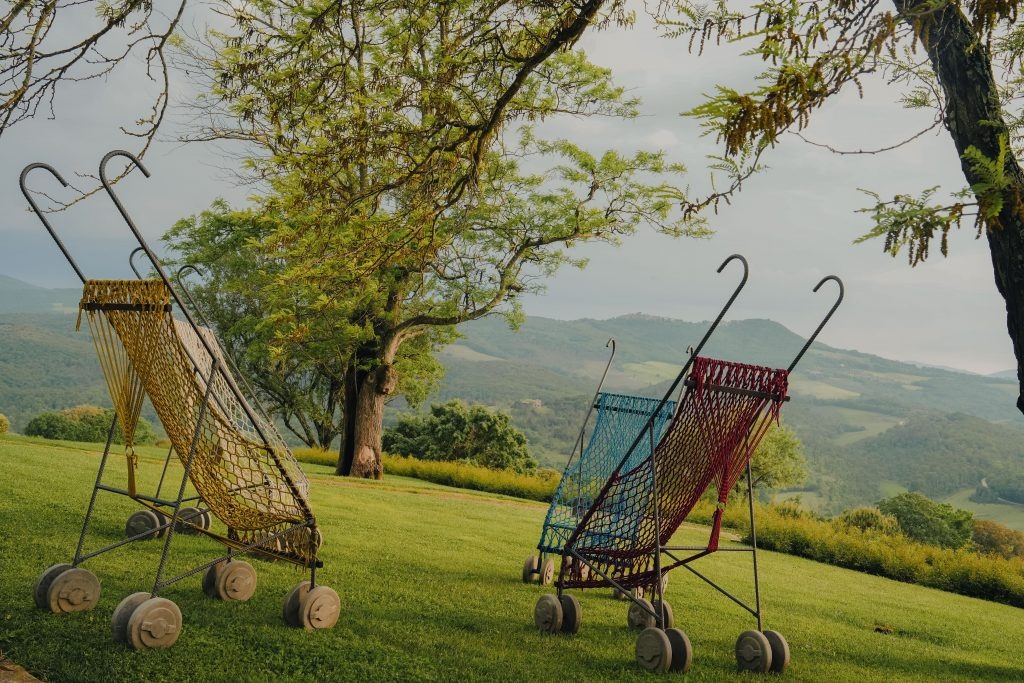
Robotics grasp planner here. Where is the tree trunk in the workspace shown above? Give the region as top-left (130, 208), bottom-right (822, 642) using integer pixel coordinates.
top-left (348, 363), bottom-right (398, 479)
top-left (335, 361), bottom-right (359, 475)
top-left (897, 0), bottom-right (1024, 415)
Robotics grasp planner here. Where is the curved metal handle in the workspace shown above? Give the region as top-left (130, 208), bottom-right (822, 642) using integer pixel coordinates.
top-left (19, 163), bottom-right (86, 283)
top-left (787, 275), bottom-right (844, 373)
top-left (174, 264), bottom-right (207, 318)
top-left (688, 253), bottom-right (749, 361)
top-left (129, 247), bottom-right (148, 279)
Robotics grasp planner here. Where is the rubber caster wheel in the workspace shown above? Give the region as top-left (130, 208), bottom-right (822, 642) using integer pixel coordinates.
top-left (174, 507), bottom-right (205, 535)
top-left (201, 560), bottom-right (227, 598)
top-left (534, 594), bottom-right (563, 634)
top-left (522, 555), bottom-right (539, 583)
top-left (764, 630), bottom-right (791, 673)
top-left (215, 560), bottom-right (257, 602)
top-left (636, 626), bottom-right (672, 673)
top-left (539, 557), bottom-right (555, 586)
top-left (199, 509), bottom-right (213, 530)
top-left (665, 627), bottom-right (693, 673)
top-left (298, 585), bottom-right (340, 630)
top-left (125, 597), bottom-right (182, 650)
top-left (559, 594), bottom-right (582, 634)
top-left (46, 567), bottom-right (101, 613)
top-left (283, 581), bottom-right (311, 627)
top-left (652, 599), bottom-right (674, 629)
top-left (112, 592), bottom-right (151, 644)
top-left (33, 564), bottom-right (72, 609)
top-left (736, 629), bottom-right (773, 673)
top-left (627, 598), bottom-right (656, 630)
top-left (125, 510), bottom-right (161, 540)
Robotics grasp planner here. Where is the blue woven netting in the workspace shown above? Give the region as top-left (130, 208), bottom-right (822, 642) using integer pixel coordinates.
top-left (538, 391), bottom-right (676, 554)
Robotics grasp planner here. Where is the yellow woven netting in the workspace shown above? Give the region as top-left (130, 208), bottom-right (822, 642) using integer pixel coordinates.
top-left (79, 279), bottom-right (316, 563)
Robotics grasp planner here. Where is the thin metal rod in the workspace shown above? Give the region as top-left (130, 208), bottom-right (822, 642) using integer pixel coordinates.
top-left (151, 356), bottom-right (217, 597)
top-left (155, 520), bottom-right (313, 589)
top-left (680, 562), bottom-right (759, 618)
top-left (787, 275), bottom-right (844, 373)
top-left (72, 415), bottom-right (119, 565)
top-left (649, 424), bottom-right (665, 628)
top-left (564, 254), bottom-right (749, 554)
top-left (95, 483), bottom-right (205, 508)
top-left (174, 264), bottom-right (275, 425)
top-left (154, 444), bottom-right (174, 499)
top-left (98, 150), bottom-right (315, 526)
top-left (19, 163), bottom-right (85, 283)
top-left (746, 459), bottom-right (763, 631)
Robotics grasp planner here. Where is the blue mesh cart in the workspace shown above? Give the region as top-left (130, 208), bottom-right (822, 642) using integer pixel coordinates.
top-left (522, 341), bottom-right (676, 587)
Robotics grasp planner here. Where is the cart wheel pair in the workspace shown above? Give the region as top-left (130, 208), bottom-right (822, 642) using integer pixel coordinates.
top-left (125, 507), bottom-right (211, 540)
top-left (636, 626), bottom-right (693, 673)
top-left (521, 555), bottom-right (555, 585)
top-left (534, 594), bottom-right (582, 635)
top-left (33, 564), bottom-right (101, 614)
top-left (735, 629), bottom-right (790, 674)
top-left (627, 598), bottom-right (673, 630)
top-left (112, 592), bottom-right (182, 650)
top-left (201, 559), bottom-right (258, 601)
top-left (281, 581), bottom-right (341, 630)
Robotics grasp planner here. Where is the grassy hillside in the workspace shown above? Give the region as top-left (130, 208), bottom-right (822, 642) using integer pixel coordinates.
top-left (2, 435), bottom-right (1023, 682)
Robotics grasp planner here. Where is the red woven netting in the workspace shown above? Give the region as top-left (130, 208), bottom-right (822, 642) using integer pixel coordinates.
top-left (559, 356), bottom-right (788, 590)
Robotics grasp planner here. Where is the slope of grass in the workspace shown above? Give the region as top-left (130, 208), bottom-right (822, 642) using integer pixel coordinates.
top-left (2, 434), bottom-right (1024, 682)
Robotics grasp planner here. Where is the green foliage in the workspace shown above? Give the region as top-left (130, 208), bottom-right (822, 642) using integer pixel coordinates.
top-left (748, 421), bottom-right (807, 491)
top-left (24, 405), bottom-right (156, 446)
top-left (751, 502), bottom-right (1024, 607)
top-left (384, 400), bottom-right (537, 474)
top-left (878, 492), bottom-right (974, 550)
top-left (834, 506), bottom-right (901, 536)
top-left (972, 518), bottom-right (1024, 560)
top-left (0, 413), bottom-right (8, 434)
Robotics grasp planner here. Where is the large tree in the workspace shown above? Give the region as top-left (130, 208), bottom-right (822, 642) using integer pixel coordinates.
top-left (662, 1), bottom-right (1024, 416)
top-left (176, 0), bottom-right (703, 478)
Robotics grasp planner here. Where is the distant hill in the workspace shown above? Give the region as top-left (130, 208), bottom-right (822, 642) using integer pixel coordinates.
top-left (4, 275), bottom-right (1024, 518)
top-left (0, 275), bottom-right (80, 314)
top-left (432, 314), bottom-right (1024, 514)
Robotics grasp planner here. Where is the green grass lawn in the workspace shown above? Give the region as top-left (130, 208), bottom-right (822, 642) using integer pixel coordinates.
top-left (2, 434), bottom-right (1023, 682)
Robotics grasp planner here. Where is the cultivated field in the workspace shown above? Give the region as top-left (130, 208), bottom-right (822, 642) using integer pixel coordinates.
top-left (1, 435), bottom-right (1022, 682)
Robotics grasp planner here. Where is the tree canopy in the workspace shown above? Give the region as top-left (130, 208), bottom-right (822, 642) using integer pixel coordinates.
top-left (168, 0), bottom-right (702, 477)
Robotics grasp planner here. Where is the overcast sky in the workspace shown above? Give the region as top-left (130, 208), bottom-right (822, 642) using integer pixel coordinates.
top-left (0, 5), bottom-right (1014, 375)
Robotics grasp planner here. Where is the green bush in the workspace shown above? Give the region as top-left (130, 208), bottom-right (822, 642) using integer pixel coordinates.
top-left (878, 492), bottom-right (973, 549)
top-left (24, 405), bottom-right (156, 445)
top-left (972, 519), bottom-right (1024, 559)
top-left (750, 502), bottom-right (1024, 608)
top-left (384, 400), bottom-right (537, 473)
top-left (834, 506), bottom-right (901, 535)
top-left (0, 413), bottom-right (10, 435)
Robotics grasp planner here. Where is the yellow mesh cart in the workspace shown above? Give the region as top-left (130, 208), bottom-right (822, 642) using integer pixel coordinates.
top-left (20, 151), bottom-right (339, 650)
